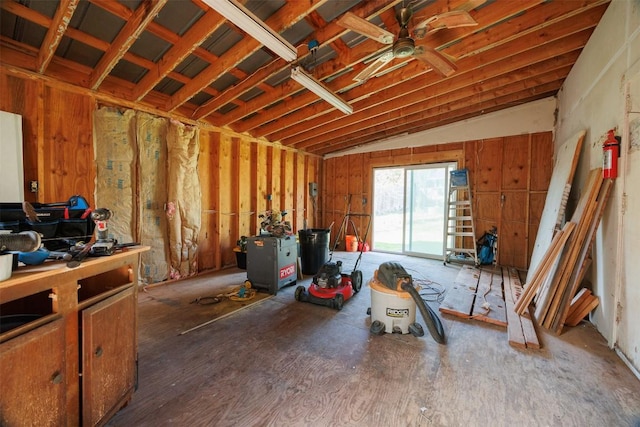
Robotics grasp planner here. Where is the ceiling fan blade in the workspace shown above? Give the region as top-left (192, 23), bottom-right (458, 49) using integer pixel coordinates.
top-left (413, 47), bottom-right (457, 78)
top-left (354, 51), bottom-right (394, 82)
top-left (413, 10), bottom-right (477, 39)
top-left (337, 12), bottom-right (394, 45)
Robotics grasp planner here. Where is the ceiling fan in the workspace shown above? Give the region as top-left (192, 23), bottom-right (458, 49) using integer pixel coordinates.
top-left (337, 5), bottom-right (479, 82)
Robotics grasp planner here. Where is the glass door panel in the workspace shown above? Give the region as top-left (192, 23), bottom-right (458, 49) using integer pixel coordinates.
top-left (373, 163), bottom-right (456, 258)
top-left (372, 168), bottom-right (404, 252)
top-left (404, 167), bottom-right (448, 257)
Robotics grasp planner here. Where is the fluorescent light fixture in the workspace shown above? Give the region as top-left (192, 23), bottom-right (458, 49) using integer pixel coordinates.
top-left (203, 0), bottom-right (297, 62)
top-left (290, 66), bottom-right (353, 115)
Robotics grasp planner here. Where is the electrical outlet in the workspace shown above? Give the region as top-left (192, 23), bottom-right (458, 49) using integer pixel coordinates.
top-left (29, 181), bottom-right (38, 193)
top-left (308, 182), bottom-right (318, 197)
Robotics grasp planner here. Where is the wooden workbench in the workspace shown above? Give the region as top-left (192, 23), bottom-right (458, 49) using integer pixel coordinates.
top-left (0, 246), bottom-right (148, 426)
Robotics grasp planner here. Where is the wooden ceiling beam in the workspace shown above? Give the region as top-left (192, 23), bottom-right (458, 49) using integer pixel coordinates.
top-left (313, 84), bottom-right (562, 155)
top-left (289, 29), bottom-right (590, 150)
top-left (0, 38), bottom-right (37, 70)
top-left (191, 58), bottom-right (288, 119)
top-left (457, 0), bottom-right (609, 60)
top-left (166, 0), bottom-right (329, 112)
top-left (36, 0), bottom-right (79, 74)
top-left (293, 58), bottom-right (576, 151)
top-left (90, 0), bottom-right (167, 90)
top-left (230, 0), bottom-right (546, 134)
top-left (259, 0), bottom-right (599, 143)
top-left (1, 0), bottom-right (219, 101)
top-left (89, 0), bottom-right (223, 75)
top-left (298, 63), bottom-right (574, 151)
top-left (191, 0), bottom-right (399, 121)
top-left (132, 9), bottom-right (225, 101)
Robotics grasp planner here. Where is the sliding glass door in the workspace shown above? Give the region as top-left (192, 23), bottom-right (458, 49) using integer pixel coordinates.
top-left (373, 162), bottom-right (456, 259)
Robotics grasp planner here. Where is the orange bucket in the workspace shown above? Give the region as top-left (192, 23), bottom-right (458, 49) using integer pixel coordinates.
top-left (345, 235), bottom-right (358, 252)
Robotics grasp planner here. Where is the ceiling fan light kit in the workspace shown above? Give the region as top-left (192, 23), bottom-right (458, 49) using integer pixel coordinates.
top-left (338, 5), bottom-right (479, 82)
top-left (393, 29), bottom-right (415, 58)
top-left (202, 0), bottom-right (297, 62)
top-left (290, 66), bottom-right (353, 115)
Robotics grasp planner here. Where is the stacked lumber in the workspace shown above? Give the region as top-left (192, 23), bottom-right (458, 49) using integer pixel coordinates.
top-left (564, 288), bottom-right (600, 327)
top-left (515, 169), bottom-right (613, 334)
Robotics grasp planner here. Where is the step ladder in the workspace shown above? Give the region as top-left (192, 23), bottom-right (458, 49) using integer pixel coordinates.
top-left (444, 169), bottom-right (478, 266)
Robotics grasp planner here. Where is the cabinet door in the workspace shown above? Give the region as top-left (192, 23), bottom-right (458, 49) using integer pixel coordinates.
top-left (0, 318), bottom-right (67, 426)
top-left (82, 286), bottom-right (136, 426)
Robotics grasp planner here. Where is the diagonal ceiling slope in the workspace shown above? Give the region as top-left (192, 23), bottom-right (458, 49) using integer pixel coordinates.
top-left (0, 0), bottom-right (610, 156)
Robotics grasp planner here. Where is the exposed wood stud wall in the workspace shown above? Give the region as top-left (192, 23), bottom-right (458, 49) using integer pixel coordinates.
top-left (1, 68), bottom-right (320, 274)
top-left (197, 131), bottom-right (216, 272)
top-left (322, 135), bottom-right (552, 269)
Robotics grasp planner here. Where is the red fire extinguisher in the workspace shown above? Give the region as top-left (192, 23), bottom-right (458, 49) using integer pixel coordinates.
top-left (603, 129), bottom-right (620, 179)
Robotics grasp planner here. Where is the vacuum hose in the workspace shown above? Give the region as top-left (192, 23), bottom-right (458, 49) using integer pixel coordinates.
top-left (401, 280), bottom-right (446, 344)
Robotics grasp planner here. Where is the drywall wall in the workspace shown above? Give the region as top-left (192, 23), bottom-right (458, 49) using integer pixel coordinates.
top-left (0, 110), bottom-right (23, 202)
top-left (325, 97), bottom-right (556, 159)
top-left (555, 0), bottom-right (640, 373)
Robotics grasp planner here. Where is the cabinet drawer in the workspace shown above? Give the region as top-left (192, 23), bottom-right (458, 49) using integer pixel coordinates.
top-left (0, 289), bottom-right (56, 343)
top-left (78, 265), bottom-right (133, 309)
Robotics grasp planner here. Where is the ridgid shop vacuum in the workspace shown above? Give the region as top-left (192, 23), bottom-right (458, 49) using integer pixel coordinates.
top-left (368, 262), bottom-right (446, 344)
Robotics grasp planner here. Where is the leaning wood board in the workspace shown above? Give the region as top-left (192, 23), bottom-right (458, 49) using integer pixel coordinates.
top-left (504, 274), bottom-right (527, 348)
top-left (526, 130), bottom-right (585, 284)
top-left (565, 288), bottom-right (592, 321)
top-left (565, 296), bottom-right (600, 327)
top-left (553, 179), bottom-right (613, 333)
top-left (543, 171), bottom-right (603, 329)
top-left (505, 267), bottom-right (540, 349)
top-left (535, 169), bottom-right (602, 324)
top-left (515, 222), bottom-right (576, 315)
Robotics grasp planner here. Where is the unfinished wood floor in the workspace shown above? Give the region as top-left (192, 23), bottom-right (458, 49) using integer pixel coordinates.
top-left (108, 252), bottom-right (640, 427)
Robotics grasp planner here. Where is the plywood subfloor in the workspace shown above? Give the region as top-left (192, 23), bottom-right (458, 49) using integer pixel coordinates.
top-left (108, 252), bottom-right (640, 427)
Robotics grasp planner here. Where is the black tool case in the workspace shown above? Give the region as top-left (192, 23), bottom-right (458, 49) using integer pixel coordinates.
top-left (0, 195), bottom-right (94, 250)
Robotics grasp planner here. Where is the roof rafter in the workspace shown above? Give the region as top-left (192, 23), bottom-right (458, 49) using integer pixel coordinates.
top-left (90, 0), bottom-right (168, 90)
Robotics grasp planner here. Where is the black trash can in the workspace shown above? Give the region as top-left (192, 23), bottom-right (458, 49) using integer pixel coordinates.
top-left (298, 228), bottom-right (330, 275)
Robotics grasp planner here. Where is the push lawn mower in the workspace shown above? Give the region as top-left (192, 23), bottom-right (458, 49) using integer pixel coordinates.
top-left (295, 198), bottom-right (371, 310)
top-left (295, 260), bottom-right (362, 310)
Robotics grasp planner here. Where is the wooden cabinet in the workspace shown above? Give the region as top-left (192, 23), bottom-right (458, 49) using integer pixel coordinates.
top-left (82, 287), bottom-right (136, 426)
top-left (0, 318), bottom-right (67, 426)
top-left (0, 247), bottom-right (147, 426)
